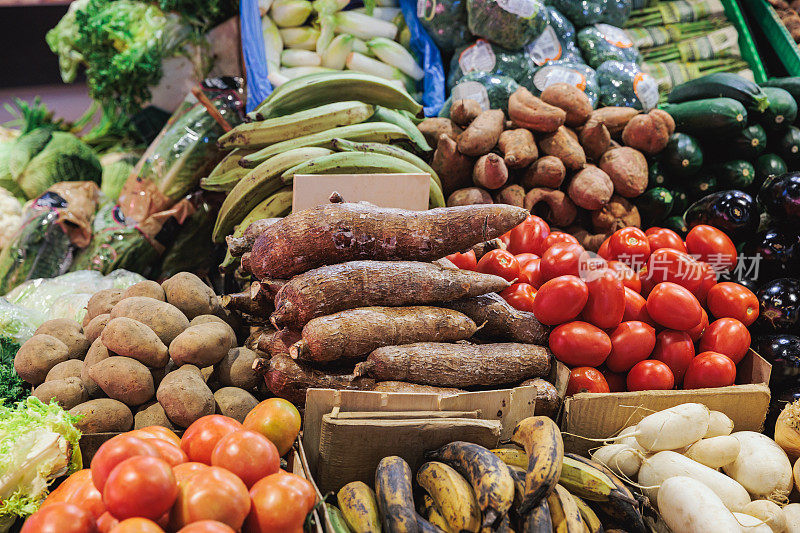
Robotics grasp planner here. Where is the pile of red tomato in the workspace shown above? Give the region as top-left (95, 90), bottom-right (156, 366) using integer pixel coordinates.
top-left (447, 216), bottom-right (760, 395)
top-left (23, 399), bottom-right (317, 533)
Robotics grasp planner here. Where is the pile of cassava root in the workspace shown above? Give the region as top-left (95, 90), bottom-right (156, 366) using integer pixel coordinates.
top-left (420, 84), bottom-right (674, 250)
top-left (223, 195), bottom-right (560, 412)
top-left (14, 272), bottom-right (263, 433)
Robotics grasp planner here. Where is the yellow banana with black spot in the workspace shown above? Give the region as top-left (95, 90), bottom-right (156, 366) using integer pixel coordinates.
top-left (571, 495), bottom-right (603, 533)
top-left (416, 461), bottom-right (481, 533)
top-left (337, 481), bottom-right (382, 533)
top-left (558, 456), bottom-right (617, 502)
top-left (491, 448), bottom-right (528, 470)
top-left (375, 456), bottom-right (418, 533)
top-left (511, 416), bottom-right (564, 514)
top-left (523, 499), bottom-right (552, 533)
top-left (419, 495), bottom-right (449, 532)
top-left (547, 485), bottom-right (585, 533)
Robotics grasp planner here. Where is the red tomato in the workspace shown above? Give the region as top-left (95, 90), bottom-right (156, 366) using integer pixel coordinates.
top-left (91, 435), bottom-right (159, 492)
top-left (683, 352), bottom-right (737, 389)
top-left (445, 249), bottom-right (477, 271)
top-left (532, 275), bottom-right (588, 325)
top-left (507, 215), bottom-right (550, 255)
top-left (144, 438), bottom-right (188, 467)
top-left (699, 318), bottom-right (751, 365)
top-left (706, 282), bottom-right (759, 326)
top-left (687, 309), bottom-right (709, 343)
top-left (626, 360), bottom-right (675, 391)
top-left (566, 367), bottom-right (610, 395)
top-left (542, 231), bottom-right (578, 251)
top-left (646, 282), bottom-right (702, 331)
top-left (607, 228), bottom-right (650, 269)
top-left (477, 249), bottom-right (520, 283)
top-left (519, 259), bottom-right (544, 288)
top-left (110, 519), bottom-right (164, 533)
top-left (181, 415), bottom-right (243, 465)
top-left (178, 521), bottom-right (236, 533)
top-left (498, 232), bottom-right (511, 248)
top-left (243, 399), bottom-right (302, 457)
top-left (645, 227), bottom-right (687, 253)
top-left (131, 426), bottom-right (182, 448)
top-left (639, 248), bottom-right (703, 293)
top-left (514, 253), bottom-right (539, 267)
top-left (605, 321), bottom-right (657, 373)
top-left (211, 430), bottom-right (280, 488)
top-left (102, 456), bottom-right (177, 521)
top-left (21, 503), bottom-right (97, 533)
top-left (582, 268), bottom-right (625, 329)
top-left (600, 368), bottom-right (627, 392)
top-left (540, 242), bottom-right (585, 281)
top-left (42, 470), bottom-right (104, 520)
top-left (622, 287), bottom-right (654, 325)
top-left (685, 225), bottom-right (737, 272)
top-left (652, 330), bottom-right (695, 385)
top-left (548, 321), bottom-right (612, 367)
top-left (597, 237), bottom-right (611, 261)
top-left (607, 260), bottom-right (641, 293)
top-left (245, 473), bottom-right (316, 533)
top-left (500, 282), bottom-right (537, 312)
top-left (171, 466), bottom-right (251, 531)
top-left (692, 262), bottom-right (717, 306)
top-left (173, 463), bottom-right (209, 486)
top-left (97, 512), bottom-right (119, 533)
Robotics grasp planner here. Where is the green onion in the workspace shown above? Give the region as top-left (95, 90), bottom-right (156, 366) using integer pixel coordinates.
top-left (367, 37), bottom-right (423, 80)
top-left (281, 49), bottom-right (322, 67)
top-left (334, 11), bottom-right (398, 40)
top-left (321, 34), bottom-right (354, 69)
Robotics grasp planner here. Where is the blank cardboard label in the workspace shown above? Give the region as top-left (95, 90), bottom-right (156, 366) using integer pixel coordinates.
top-left (292, 173), bottom-right (429, 212)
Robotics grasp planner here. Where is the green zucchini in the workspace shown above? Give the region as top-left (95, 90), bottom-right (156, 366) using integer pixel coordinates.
top-left (648, 160), bottom-right (670, 189)
top-left (685, 174), bottom-right (718, 199)
top-left (661, 98), bottom-right (747, 135)
top-left (757, 87), bottom-right (798, 129)
top-left (716, 160), bottom-right (755, 189)
top-left (762, 77), bottom-right (800, 111)
top-left (667, 72), bottom-right (770, 112)
top-left (325, 504), bottom-right (353, 533)
top-left (661, 133), bottom-right (703, 179)
top-left (663, 216), bottom-right (689, 235)
top-left (637, 187), bottom-right (674, 224)
top-left (755, 153), bottom-right (788, 184)
top-left (671, 188), bottom-right (690, 215)
top-left (776, 125), bottom-right (800, 162)
top-left (731, 124), bottom-right (767, 159)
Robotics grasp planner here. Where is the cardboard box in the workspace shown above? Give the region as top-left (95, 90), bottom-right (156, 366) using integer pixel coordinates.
top-left (561, 350), bottom-right (772, 456)
top-left (292, 173), bottom-right (430, 212)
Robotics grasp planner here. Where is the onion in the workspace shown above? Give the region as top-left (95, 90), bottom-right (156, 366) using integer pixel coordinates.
top-left (775, 400), bottom-right (800, 461)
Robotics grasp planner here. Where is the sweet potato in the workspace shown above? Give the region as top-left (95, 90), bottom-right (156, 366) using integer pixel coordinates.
top-left (432, 134), bottom-right (474, 196)
top-left (169, 322), bottom-right (237, 367)
top-left (354, 342), bottom-right (551, 387)
top-left (156, 365), bottom-right (215, 428)
top-left (35, 319), bottom-right (89, 360)
top-left (258, 328), bottom-right (302, 357)
top-left (82, 338), bottom-right (110, 398)
top-left (447, 187), bottom-right (493, 206)
top-left (508, 87), bottom-right (566, 133)
top-left (85, 313), bottom-right (110, 343)
top-left (214, 387), bottom-right (259, 423)
top-left (494, 185), bottom-right (525, 207)
top-left (524, 189), bottom-right (577, 226)
top-left (444, 292), bottom-right (549, 345)
top-left (89, 356), bottom-right (155, 406)
top-left (418, 117), bottom-right (463, 146)
top-left (473, 153), bottom-right (509, 190)
top-left (101, 317), bottom-right (169, 368)
top-left (85, 289), bottom-right (124, 323)
top-left (122, 280), bottom-right (165, 301)
top-left (591, 195), bottom-right (641, 233)
top-left (538, 126), bottom-right (586, 170)
top-left (45, 360), bottom-right (84, 382)
top-left (291, 306), bottom-right (477, 363)
top-left (214, 347), bottom-right (260, 390)
top-left (110, 297), bottom-right (190, 345)
top-left (520, 377), bottom-right (561, 418)
top-left (600, 147), bottom-right (648, 198)
top-left (134, 402), bottom-right (175, 429)
top-left (650, 108), bottom-right (676, 136)
top-left (590, 107), bottom-right (640, 136)
top-left (498, 129), bottom-right (538, 168)
top-left (70, 399), bottom-right (133, 433)
top-left (568, 165), bottom-right (614, 210)
top-left (540, 83), bottom-right (593, 127)
top-left (458, 109), bottom-right (505, 156)
top-left (246, 199), bottom-right (528, 280)
top-left (162, 272), bottom-right (219, 320)
top-left (521, 156), bottom-right (566, 189)
top-left (450, 99), bottom-right (482, 127)
top-left (226, 218), bottom-right (282, 257)
top-left (621, 110), bottom-right (671, 155)
top-left (579, 119), bottom-right (611, 160)
top-left (33, 377), bottom-right (88, 410)
top-left (370, 381), bottom-right (465, 395)
top-left (271, 260), bottom-right (511, 328)
top-left (261, 354), bottom-right (373, 406)
top-left (14, 334), bottom-right (70, 385)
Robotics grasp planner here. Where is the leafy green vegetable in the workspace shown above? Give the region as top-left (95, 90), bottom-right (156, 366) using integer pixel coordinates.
top-left (0, 337), bottom-right (28, 404)
top-left (447, 40), bottom-right (534, 90)
top-left (521, 61), bottom-right (600, 107)
top-left (157, 0), bottom-right (237, 33)
top-left (100, 152), bottom-right (139, 202)
top-left (597, 60), bottom-right (659, 109)
top-left (577, 23), bottom-right (640, 68)
top-left (440, 71), bottom-right (520, 116)
top-left (544, 0), bottom-right (604, 26)
top-left (418, 0), bottom-right (472, 53)
top-left (467, 0), bottom-right (548, 50)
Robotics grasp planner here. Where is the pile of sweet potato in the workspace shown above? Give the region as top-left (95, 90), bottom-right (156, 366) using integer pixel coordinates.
top-left (419, 84), bottom-right (674, 249)
top-left (14, 273), bottom-right (263, 433)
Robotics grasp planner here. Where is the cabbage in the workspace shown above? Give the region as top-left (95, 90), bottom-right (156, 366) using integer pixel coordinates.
top-left (467, 0), bottom-right (548, 50)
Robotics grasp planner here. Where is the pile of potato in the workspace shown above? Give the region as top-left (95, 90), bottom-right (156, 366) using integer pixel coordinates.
top-left (13, 272), bottom-right (263, 433)
top-left (421, 84), bottom-right (674, 249)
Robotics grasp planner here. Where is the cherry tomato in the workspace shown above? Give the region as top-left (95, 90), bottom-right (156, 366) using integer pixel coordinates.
top-left (699, 318), bottom-right (751, 365)
top-left (607, 228), bottom-right (650, 269)
top-left (245, 472), bottom-right (316, 533)
top-left (500, 282), bottom-right (537, 312)
top-left (706, 282), bottom-right (759, 326)
top-left (130, 426), bottom-right (182, 448)
top-left (548, 321), bottom-right (612, 367)
top-left (685, 225), bottom-right (737, 272)
top-left (582, 268), bottom-right (625, 329)
top-left (622, 287), bottom-right (654, 325)
top-left (477, 249), bottom-right (520, 283)
top-left (566, 367), bottom-right (610, 395)
top-left (181, 415), bottom-right (243, 465)
top-left (639, 248), bottom-right (703, 293)
top-left (651, 330), bottom-right (695, 385)
top-left (91, 435), bottom-right (159, 491)
top-left (542, 231), bottom-right (578, 251)
top-left (243, 399), bottom-right (302, 457)
top-left (210, 430), bottom-right (280, 489)
top-left (178, 521), bottom-right (236, 533)
top-left (626, 360), bottom-right (675, 391)
top-left (519, 259), bottom-right (544, 288)
top-left (21, 503), bottom-right (97, 533)
top-left (514, 253), bottom-right (539, 268)
top-left (170, 466), bottom-right (251, 531)
top-left (692, 262), bottom-right (717, 307)
top-left (645, 227), bottom-right (687, 253)
top-left (646, 282), bottom-right (702, 331)
top-left (540, 242), bottom-right (585, 281)
top-left (531, 275), bottom-right (588, 325)
top-left (683, 351), bottom-right (737, 389)
top-left (97, 512), bottom-right (119, 533)
top-left (172, 463), bottom-right (208, 486)
top-left (507, 215), bottom-right (550, 255)
top-left (103, 456), bottom-right (177, 521)
top-left (445, 250), bottom-right (477, 271)
top-left (687, 308), bottom-right (709, 343)
top-left (110, 519), bottom-right (164, 533)
top-left (605, 321), bottom-right (657, 373)
top-left (597, 237), bottom-right (611, 261)
top-left (607, 260), bottom-right (641, 293)
top-left (600, 368), bottom-right (627, 392)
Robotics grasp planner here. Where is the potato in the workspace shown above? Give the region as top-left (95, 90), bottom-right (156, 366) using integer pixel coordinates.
top-left (538, 126), bottom-right (586, 170)
top-left (190, 314), bottom-right (228, 327)
top-left (540, 83), bottom-right (593, 127)
top-left (33, 377), bottom-right (87, 410)
top-left (447, 187), bottom-right (493, 207)
top-left (35, 319), bottom-right (90, 360)
top-left (122, 280), bottom-right (165, 301)
top-left (82, 338), bottom-right (110, 398)
top-left (14, 334), bottom-right (70, 385)
top-left (70, 399), bottom-right (133, 433)
top-left (600, 147), bottom-right (648, 198)
top-left (450, 99), bottom-right (482, 127)
top-left (85, 313), bottom-right (110, 343)
top-left (89, 356), bottom-right (155, 406)
top-left (169, 322), bottom-right (237, 368)
top-left (458, 109), bottom-right (505, 156)
top-left (162, 272), bottom-right (219, 320)
top-left (214, 347), bottom-right (260, 390)
top-left (214, 387), bottom-right (259, 423)
top-left (568, 165), bottom-right (614, 210)
top-left (86, 289), bottom-right (124, 322)
top-left (134, 402), bottom-right (175, 430)
top-left (592, 195), bottom-right (641, 233)
top-left (151, 359), bottom-right (176, 390)
top-left (101, 317), bottom-right (169, 368)
top-left (45, 360), bottom-right (84, 382)
top-left (110, 296), bottom-right (189, 345)
top-left (494, 185), bottom-right (525, 207)
top-left (157, 365), bottom-right (215, 428)
top-left (521, 156), bottom-right (566, 189)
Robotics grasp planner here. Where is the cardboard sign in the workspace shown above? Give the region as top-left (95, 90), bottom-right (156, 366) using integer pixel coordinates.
top-left (292, 173), bottom-right (429, 212)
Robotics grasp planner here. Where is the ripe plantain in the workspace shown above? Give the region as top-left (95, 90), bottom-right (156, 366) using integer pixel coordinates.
top-left (337, 481), bottom-right (382, 533)
top-left (523, 499), bottom-right (553, 533)
top-left (511, 416), bottom-right (564, 514)
top-left (547, 485), bottom-right (585, 533)
top-left (571, 495), bottom-right (603, 533)
top-left (491, 448), bottom-right (529, 469)
top-left (558, 456), bottom-right (617, 502)
top-left (419, 494), bottom-right (449, 532)
top-left (375, 456), bottom-right (418, 533)
top-left (416, 462), bottom-right (481, 533)
top-left (416, 513), bottom-right (446, 533)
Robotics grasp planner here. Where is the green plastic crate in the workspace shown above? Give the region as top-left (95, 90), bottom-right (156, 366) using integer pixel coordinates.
top-left (741, 0), bottom-right (800, 76)
top-left (722, 0), bottom-right (768, 82)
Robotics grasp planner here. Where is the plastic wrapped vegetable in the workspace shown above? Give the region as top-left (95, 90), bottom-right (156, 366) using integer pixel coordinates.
top-left (521, 61), bottom-right (600, 107)
top-left (524, 6), bottom-right (582, 68)
top-left (417, 0), bottom-right (472, 53)
top-left (597, 60), bottom-right (659, 109)
top-left (577, 23), bottom-right (640, 68)
top-left (603, 0), bottom-right (632, 27)
top-left (467, 0), bottom-right (548, 50)
top-left (440, 71), bottom-right (521, 115)
top-left (158, 193), bottom-right (216, 279)
top-left (447, 40), bottom-right (535, 90)
top-left (544, 0), bottom-right (604, 26)
top-left (0, 299), bottom-right (43, 402)
top-left (99, 152), bottom-right (139, 202)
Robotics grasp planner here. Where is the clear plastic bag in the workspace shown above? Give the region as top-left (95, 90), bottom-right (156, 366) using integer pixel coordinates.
top-left (524, 6), bottom-right (583, 68)
top-left (440, 71), bottom-right (521, 115)
top-left (544, 0), bottom-right (604, 26)
top-left (0, 299), bottom-right (45, 345)
top-left (603, 0), bottom-right (632, 26)
top-left (467, 0), bottom-right (548, 50)
top-left (577, 23), bottom-right (640, 68)
top-left (596, 60), bottom-right (659, 110)
top-left (447, 40), bottom-right (535, 90)
top-left (521, 61), bottom-right (600, 107)
top-left (417, 0), bottom-right (472, 53)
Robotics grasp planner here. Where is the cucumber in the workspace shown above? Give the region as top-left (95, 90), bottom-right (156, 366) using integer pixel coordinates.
top-left (648, 160), bottom-right (670, 189)
top-left (731, 124), bottom-right (767, 159)
top-left (661, 98), bottom-right (747, 135)
top-left (663, 216), bottom-right (689, 235)
top-left (671, 188), bottom-right (690, 215)
top-left (667, 72), bottom-right (770, 112)
top-left (685, 174), bottom-right (717, 200)
top-left (716, 160), bottom-right (755, 189)
top-left (776, 125), bottom-right (800, 163)
top-left (661, 133), bottom-right (703, 179)
top-left (637, 187), bottom-right (674, 224)
top-left (757, 87), bottom-right (798, 129)
top-left (762, 77), bottom-right (800, 111)
top-left (755, 153), bottom-right (788, 184)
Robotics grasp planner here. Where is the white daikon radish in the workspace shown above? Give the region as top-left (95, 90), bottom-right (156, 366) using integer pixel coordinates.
top-left (638, 451), bottom-right (750, 511)
top-left (591, 444), bottom-right (642, 479)
top-left (783, 503), bottom-right (800, 533)
top-left (658, 476), bottom-right (741, 533)
top-left (706, 410), bottom-right (735, 438)
top-left (794, 457), bottom-right (800, 493)
top-left (634, 403), bottom-right (710, 451)
top-left (684, 436), bottom-right (741, 469)
top-left (723, 432), bottom-right (793, 501)
top-left (742, 500), bottom-right (786, 533)
top-left (734, 513), bottom-right (774, 533)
